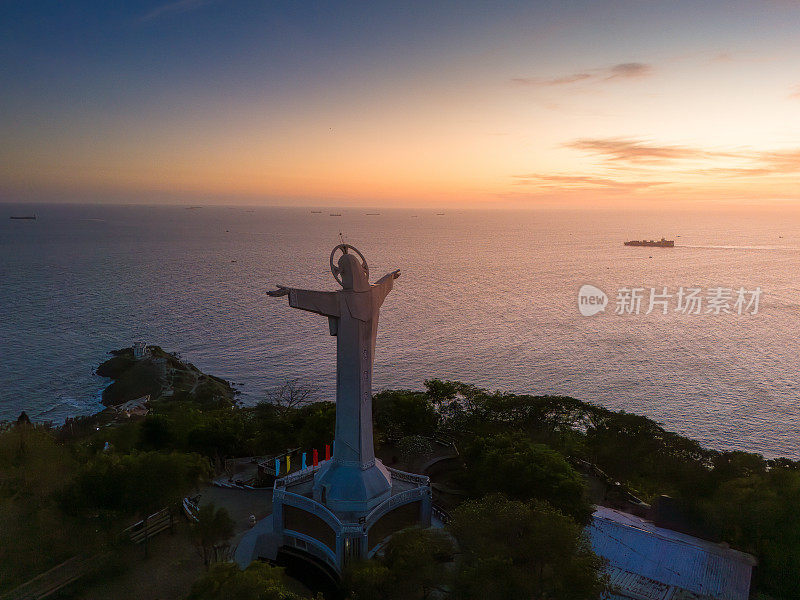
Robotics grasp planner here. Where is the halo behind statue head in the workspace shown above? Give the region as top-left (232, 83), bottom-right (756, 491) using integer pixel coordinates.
top-left (330, 244), bottom-right (369, 287)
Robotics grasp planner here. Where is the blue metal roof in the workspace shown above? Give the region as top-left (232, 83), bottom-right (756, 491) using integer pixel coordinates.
top-left (588, 507), bottom-right (756, 600)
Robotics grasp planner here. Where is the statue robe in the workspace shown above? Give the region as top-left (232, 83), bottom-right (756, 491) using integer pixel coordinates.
top-left (286, 272), bottom-right (395, 513)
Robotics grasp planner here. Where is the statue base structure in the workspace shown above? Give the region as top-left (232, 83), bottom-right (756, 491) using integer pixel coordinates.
top-left (234, 459), bottom-right (432, 575)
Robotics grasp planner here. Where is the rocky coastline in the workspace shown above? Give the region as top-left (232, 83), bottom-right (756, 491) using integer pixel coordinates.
top-left (96, 345), bottom-right (236, 408)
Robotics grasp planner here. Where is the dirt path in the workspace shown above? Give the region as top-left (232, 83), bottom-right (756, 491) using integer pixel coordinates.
top-left (75, 523), bottom-right (203, 600)
top-left (194, 486), bottom-right (274, 546)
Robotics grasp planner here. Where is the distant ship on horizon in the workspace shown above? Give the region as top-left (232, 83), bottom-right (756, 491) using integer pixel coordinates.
top-left (9, 215), bottom-right (36, 220)
top-left (624, 237), bottom-right (675, 247)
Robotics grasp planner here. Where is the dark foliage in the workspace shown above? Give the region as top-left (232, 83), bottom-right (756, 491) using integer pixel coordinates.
top-left (459, 432), bottom-right (593, 525)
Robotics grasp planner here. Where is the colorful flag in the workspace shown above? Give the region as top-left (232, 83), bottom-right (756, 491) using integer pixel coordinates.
top-left (274, 457), bottom-right (280, 475)
top-left (325, 444), bottom-right (330, 461)
top-left (313, 448), bottom-right (319, 466)
top-left (287, 454), bottom-right (291, 472)
top-left (301, 452), bottom-right (307, 470)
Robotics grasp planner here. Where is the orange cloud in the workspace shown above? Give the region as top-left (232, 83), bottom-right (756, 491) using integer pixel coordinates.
top-left (512, 173), bottom-right (669, 192)
top-left (566, 138), bottom-right (708, 163)
top-left (760, 149), bottom-right (800, 173)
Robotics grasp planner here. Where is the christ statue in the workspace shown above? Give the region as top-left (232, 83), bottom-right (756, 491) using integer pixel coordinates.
top-left (268, 244), bottom-right (400, 513)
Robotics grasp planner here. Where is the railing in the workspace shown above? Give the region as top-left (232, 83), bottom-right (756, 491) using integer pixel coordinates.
top-left (182, 497), bottom-right (199, 523)
top-left (0, 554), bottom-right (106, 600)
top-left (278, 490), bottom-right (343, 531)
top-left (256, 447), bottom-right (301, 475)
top-left (124, 508), bottom-right (172, 544)
top-left (387, 466), bottom-right (430, 486)
top-left (432, 504), bottom-right (451, 525)
top-left (432, 434), bottom-right (459, 451)
top-left (573, 458), bottom-right (649, 507)
top-left (283, 532), bottom-right (338, 570)
top-left (364, 487), bottom-right (426, 528)
top-left (275, 463), bottom-right (321, 488)
top-left (276, 462), bottom-right (429, 490)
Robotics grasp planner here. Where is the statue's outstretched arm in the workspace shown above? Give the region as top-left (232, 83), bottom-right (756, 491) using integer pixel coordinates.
top-left (267, 285), bottom-right (290, 297)
top-left (268, 285), bottom-right (340, 317)
top-left (379, 270), bottom-right (401, 282)
top-left (372, 270), bottom-right (400, 306)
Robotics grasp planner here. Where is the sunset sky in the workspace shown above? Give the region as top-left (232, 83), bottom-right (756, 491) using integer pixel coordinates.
top-left (3, 1), bottom-right (800, 209)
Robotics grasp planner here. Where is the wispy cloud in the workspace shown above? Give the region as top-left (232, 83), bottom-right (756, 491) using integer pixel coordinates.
top-left (604, 62), bottom-right (652, 80)
top-left (139, 0), bottom-right (213, 23)
top-left (568, 137), bottom-right (800, 175)
top-left (710, 52), bottom-right (735, 63)
top-left (566, 138), bottom-right (707, 163)
top-left (759, 149), bottom-right (800, 173)
top-left (513, 173), bottom-right (669, 191)
top-left (512, 73), bottom-right (592, 86)
top-left (511, 135), bottom-right (800, 204)
top-left (691, 167), bottom-right (774, 177)
top-left (512, 62), bottom-right (653, 87)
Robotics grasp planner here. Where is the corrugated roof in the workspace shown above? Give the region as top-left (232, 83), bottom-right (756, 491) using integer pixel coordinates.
top-left (588, 507), bottom-right (755, 600)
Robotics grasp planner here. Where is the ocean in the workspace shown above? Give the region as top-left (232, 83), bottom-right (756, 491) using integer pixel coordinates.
top-left (1, 203), bottom-right (799, 458)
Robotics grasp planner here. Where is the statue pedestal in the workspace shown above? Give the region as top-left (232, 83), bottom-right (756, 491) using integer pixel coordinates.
top-left (235, 460), bottom-right (432, 574)
top-left (312, 458), bottom-right (392, 515)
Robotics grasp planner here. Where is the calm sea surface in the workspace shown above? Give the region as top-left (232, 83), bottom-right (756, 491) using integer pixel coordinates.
top-left (1, 204), bottom-right (799, 458)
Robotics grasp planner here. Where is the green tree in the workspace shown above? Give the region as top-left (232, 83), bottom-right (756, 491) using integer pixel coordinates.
top-left (710, 451), bottom-right (767, 483)
top-left (585, 410), bottom-right (710, 498)
top-left (373, 391), bottom-right (439, 443)
top-left (449, 494), bottom-right (607, 600)
top-left (397, 435), bottom-right (433, 460)
top-left (343, 562), bottom-right (393, 600)
top-left (64, 450), bottom-right (210, 517)
top-left (423, 379), bottom-right (459, 402)
top-left (64, 450), bottom-right (210, 556)
top-left (343, 527), bottom-right (454, 600)
top-left (187, 418), bottom-right (240, 459)
top-left (264, 379), bottom-right (317, 414)
top-left (139, 414), bottom-right (177, 450)
top-left (0, 425), bottom-right (95, 593)
top-left (295, 402), bottom-right (336, 450)
top-left (188, 561), bottom-right (312, 600)
top-left (191, 503), bottom-right (236, 568)
top-left (699, 467), bottom-right (800, 599)
top-left (383, 527), bottom-right (454, 599)
top-left (460, 433), bottom-right (593, 524)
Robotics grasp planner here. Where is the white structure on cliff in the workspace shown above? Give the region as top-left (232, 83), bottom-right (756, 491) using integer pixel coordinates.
top-left (132, 341), bottom-right (148, 360)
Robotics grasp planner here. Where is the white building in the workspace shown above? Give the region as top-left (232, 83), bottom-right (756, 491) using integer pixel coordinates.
top-left (133, 341), bottom-right (148, 359)
top-left (588, 506), bottom-right (756, 600)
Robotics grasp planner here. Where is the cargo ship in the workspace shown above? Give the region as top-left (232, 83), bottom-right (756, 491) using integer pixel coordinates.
top-left (624, 237), bottom-right (674, 247)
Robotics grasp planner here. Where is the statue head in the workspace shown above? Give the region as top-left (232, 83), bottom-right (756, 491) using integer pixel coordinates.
top-left (338, 252), bottom-right (370, 291)
top-left (330, 243), bottom-right (370, 291)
